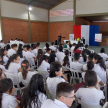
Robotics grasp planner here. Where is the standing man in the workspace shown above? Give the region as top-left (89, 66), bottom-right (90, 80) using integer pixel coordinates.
top-left (81, 37), bottom-right (85, 44)
top-left (58, 33), bottom-right (62, 45)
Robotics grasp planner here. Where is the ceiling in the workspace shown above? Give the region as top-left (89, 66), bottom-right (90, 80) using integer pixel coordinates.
top-left (7, 0), bottom-right (66, 9)
top-left (81, 15), bottom-right (108, 22)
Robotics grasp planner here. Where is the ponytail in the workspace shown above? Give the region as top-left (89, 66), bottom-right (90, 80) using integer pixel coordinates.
top-left (0, 93), bottom-right (2, 108)
top-left (82, 51), bottom-right (87, 62)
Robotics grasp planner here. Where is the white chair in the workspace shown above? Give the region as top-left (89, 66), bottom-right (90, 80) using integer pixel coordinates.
top-left (106, 69), bottom-right (108, 82)
top-left (69, 68), bottom-right (82, 84)
top-left (102, 102), bottom-right (108, 108)
top-left (38, 70), bottom-right (49, 79)
top-left (90, 49), bottom-right (94, 53)
top-left (8, 105), bottom-right (13, 108)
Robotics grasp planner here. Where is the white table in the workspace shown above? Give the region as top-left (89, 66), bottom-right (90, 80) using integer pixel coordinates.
top-left (63, 40), bottom-right (69, 43)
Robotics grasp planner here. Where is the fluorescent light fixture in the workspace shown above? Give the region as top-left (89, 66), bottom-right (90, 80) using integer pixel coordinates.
top-left (28, 6), bottom-right (32, 11)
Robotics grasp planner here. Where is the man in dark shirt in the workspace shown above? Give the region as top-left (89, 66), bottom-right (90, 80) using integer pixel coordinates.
top-left (83, 44), bottom-right (91, 55)
top-left (58, 33), bottom-right (62, 45)
top-left (81, 37), bottom-right (85, 44)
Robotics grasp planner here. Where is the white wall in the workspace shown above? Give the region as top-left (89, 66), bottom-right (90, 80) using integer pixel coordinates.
top-left (1, 0), bottom-right (48, 21)
top-left (50, 0), bottom-right (73, 22)
top-left (76, 0), bottom-right (108, 15)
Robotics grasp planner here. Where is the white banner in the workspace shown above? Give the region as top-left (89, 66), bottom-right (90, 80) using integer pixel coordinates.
top-left (69, 34), bottom-right (74, 41)
top-left (95, 34), bottom-right (102, 42)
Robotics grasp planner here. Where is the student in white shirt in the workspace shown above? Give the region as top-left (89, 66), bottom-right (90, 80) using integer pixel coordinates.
top-left (0, 40), bottom-right (5, 49)
top-left (49, 42), bottom-right (56, 51)
top-left (71, 43), bottom-right (76, 52)
top-left (43, 43), bottom-right (49, 50)
top-left (56, 46), bottom-right (65, 64)
top-left (0, 68), bottom-right (4, 80)
top-left (66, 41), bottom-right (70, 49)
top-left (38, 55), bottom-right (50, 72)
top-left (47, 62), bottom-right (67, 99)
top-left (7, 44), bottom-right (17, 57)
top-left (79, 43), bottom-right (84, 51)
top-left (22, 45), bottom-right (27, 58)
top-left (76, 70), bottom-right (105, 105)
top-left (93, 54), bottom-right (106, 84)
top-left (0, 78), bottom-right (20, 108)
top-left (6, 54), bottom-right (21, 74)
top-left (70, 53), bottom-right (83, 70)
top-left (31, 44), bottom-right (38, 57)
top-left (21, 74), bottom-right (47, 108)
top-left (45, 48), bottom-right (51, 57)
top-left (48, 51), bottom-right (58, 64)
top-left (41, 82), bottom-right (75, 108)
top-left (18, 60), bottom-right (37, 87)
top-left (98, 48), bottom-right (108, 60)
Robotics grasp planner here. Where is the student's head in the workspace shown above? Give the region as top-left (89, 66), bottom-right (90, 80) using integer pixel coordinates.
top-left (74, 44), bottom-right (79, 51)
top-left (33, 44), bottom-right (37, 49)
top-left (85, 44), bottom-right (89, 49)
top-left (18, 44), bottom-right (23, 51)
top-left (11, 44), bottom-right (17, 50)
top-left (74, 53), bottom-right (80, 61)
top-left (63, 50), bottom-right (69, 66)
top-left (56, 82), bottom-right (75, 107)
top-left (88, 53), bottom-right (94, 61)
top-left (6, 44), bottom-right (10, 51)
top-left (45, 43), bottom-right (49, 48)
top-left (0, 68), bottom-right (4, 80)
top-left (15, 38), bottom-right (17, 40)
top-left (21, 60), bottom-right (30, 80)
top-left (51, 42), bottom-right (54, 46)
top-left (23, 45), bottom-right (27, 51)
top-left (80, 43), bottom-right (83, 47)
top-left (27, 45), bottom-right (31, 51)
top-left (59, 46), bottom-right (63, 52)
top-left (37, 49), bottom-right (43, 56)
top-left (46, 48), bottom-right (51, 54)
top-left (37, 42), bottom-right (40, 47)
top-left (49, 62), bottom-right (62, 77)
top-left (85, 70), bottom-right (97, 87)
top-left (87, 61), bottom-right (94, 70)
top-left (100, 48), bottom-right (105, 53)
top-left (49, 51), bottom-right (56, 64)
top-left (73, 43), bottom-right (76, 47)
top-left (66, 41), bottom-right (69, 45)
top-left (21, 74), bottom-right (45, 108)
top-left (1, 49), bottom-right (7, 56)
top-left (0, 40), bottom-right (3, 43)
top-left (21, 39), bottom-right (23, 42)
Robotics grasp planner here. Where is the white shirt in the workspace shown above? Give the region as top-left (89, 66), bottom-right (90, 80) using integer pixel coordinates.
top-left (3, 56), bottom-right (9, 64)
top-left (24, 51), bottom-right (35, 59)
top-left (18, 71), bottom-right (38, 87)
top-left (45, 53), bottom-right (50, 57)
top-left (38, 60), bottom-right (50, 72)
top-left (8, 62), bottom-right (21, 74)
top-left (7, 48), bottom-right (16, 57)
top-left (56, 52), bottom-right (65, 64)
top-left (49, 46), bottom-right (56, 51)
top-left (94, 64), bottom-right (106, 84)
top-left (19, 41), bottom-right (24, 46)
top-left (31, 49), bottom-right (38, 56)
top-left (105, 61), bottom-right (108, 69)
top-left (19, 58), bottom-right (24, 65)
top-left (0, 43), bottom-right (5, 49)
top-left (78, 57), bottom-right (87, 65)
top-left (2, 93), bottom-right (18, 108)
top-left (22, 50), bottom-right (26, 58)
top-left (41, 99), bottom-right (68, 108)
top-left (0, 65), bottom-right (7, 73)
top-left (66, 44), bottom-right (69, 49)
top-left (75, 88), bottom-right (105, 105)
top-left (47, 77), bottom-right (65, 99)
top-left (98, 53), bottom-right (108, 59)
top-left (71, 46), bottom-right (75, 52)
top-left (70, 62), bottom-right (83, 70)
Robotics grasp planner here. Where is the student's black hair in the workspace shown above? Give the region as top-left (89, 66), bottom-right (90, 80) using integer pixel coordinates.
top-left (33, 44), bottom-right (37, 49)
top-left (82, 50), bottom-right (87, 62)
top-left (48, 51), bottom-right (56, 64)
top-left (85, 44), bottom-right (89, 49)
top-left (31, 44), bottom-right (34, 49)
top-left (15, 38), bottom-right (17, 40)
top-left (18, 44), bottom-right (23, 51)
top-left (6, 44), bottom-right (10, 51)
top-left (49, 62), bottom-right (62, 78)
top-left (73, 43), bottom-right (76, 46)
top-left (21, 74), bottom-right (45, 108)
top-left (56, 82), bottom-right (74, 99)
top-left (66, 41), bottom-right (69, 44)
top-left (37, 49), bottom-right (43, 60)
top-left (85, 70), bottom-right (97, 87)
top-left (88, 53), bottom-right (94, 61)
top-left (0, 78), bottom-right (13, 108)
top-left (51, 42), bottom-right (54, 45)
top-left (0, 50), bottom-right (4, 65)
top-left (46, 48), bottom-right (51, 52)
top-left (0, 40), bottom-right (3, 43)
top-left (100, 48), bottom-right (105, 53)
top-left (58, 46), bottom-right (63, 52)
top-left (74, 44), bottom-right (79, 51)
top-left (0, 68), bottom-right (3, 79)
top-left (23, 45), bottom-right (27, 48)
top-left (5, 54), bottom-right (20, 69)
top-left (94, 54), bottom-right (106, 71)
top-left (37, 42), bottom-right (40, 47)
top-left (11, 44), bottom-right (17, 48)
top-left (87, 61), bottom-right (94, 70)
top-left (27, 45), bottom-right (31, 50)
top-left (45, 43), bottom-right (49, 48)
top-left (80, 43), bottom-right (83, 47)
top-left (21, 39), bottom-right (23, 41)
top-left (74, 53), bottom-right (80, 61)
top-left (63, 50), bottom-right (69, 66)
top-left (38, 55), bottom-right (49, 67)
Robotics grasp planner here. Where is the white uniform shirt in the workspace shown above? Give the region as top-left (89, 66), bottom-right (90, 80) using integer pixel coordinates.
top-left (47, 77), bottom-right (65, 99)
top-left (8, 62), bottom-right (21, 74)
top-left (3, 56), bottom-right (9, 64)
top-left (24, 51), bottom-right (35, 59)
top-left (22, 50), bottom-right (26, 58)
top-left (98, 53), bottom-right (108, 59)
top-left (56, 52), bottom-right (65, 64)
top-left (66, 44), bottom-right (69, 49)
top-left (31, 49), bottom-right (38, 56)
top-left (0, 43), bottom-right (5, 49)
top-left (70, 62), bottom-right (83, 70)
top-left (49, 46), bottom-right (56, 51)
top-left (2, 93), bottom-right (18, 108)
top-left (94, 64), bottom-right (106, 84)
top-left (75, 88), bottom-right (105, 105)
top-left (41, 99), bottom-right (68, 108)
top-left (78, 57), bottom-right (87, 65)
top-left (105, 61), bottom-right (108, 69)
top-left (0, 65), bottom-right (7, 73)
top-left (38, 60), bottom-right (50, 72)
top-left (18, 71), bottom-right (37, 87)
top-left (7, 49), bottom-right (16, 57)
top-left (71, 46), bottom-right (75, 52)
top-left (45, 53), bottom-right (50, 57)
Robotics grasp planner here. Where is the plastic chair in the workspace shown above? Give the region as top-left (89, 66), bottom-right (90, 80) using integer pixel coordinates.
top-left (90, 50), bottom-right (95, 53)
top-left (38, 70), bottom-right (49, 79)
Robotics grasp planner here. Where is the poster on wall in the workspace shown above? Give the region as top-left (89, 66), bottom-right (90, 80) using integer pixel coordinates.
top-left (69, 34), bottom-right (74, 41)
top-left (95, 34), bottom-right (102, 42)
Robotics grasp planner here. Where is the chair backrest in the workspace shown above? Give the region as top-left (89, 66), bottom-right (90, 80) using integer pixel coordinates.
top-left (62, 66), bottom-right (70, 73)
top-left (38, 70), bottom-right (49, 79)
top-left (90, 50), bottom-right (94, 53)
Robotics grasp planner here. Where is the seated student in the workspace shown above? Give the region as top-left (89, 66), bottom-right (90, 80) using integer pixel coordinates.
top-left (41, 82), bottom-right (75, 108)
top-left (22, 45), bottom-right (27, 58)
top-left (83, 44), bottom-right (91, 55)
top-left (71, 43), bottom-right (76, 52)
top-left (18, 60), bottom-right (37, 87)
top-left (82, 61), bottom-right (104, 86)
top-left (49, 42), bottom-right (56, 51)
top-left (0, 40), bottom-right (5, 49)
top-left (98, 48), bottom-right (108, 59)
top-left (56, 46), bottom-right (65, 64)
top-left (43, 43), bottom-right (49, 50)
top-left (73, 44), bottom-right (81, 54)
top-left (7, 44), bottom-right (17, 57)
top-left (63, 50), bottom-right (71, 68)
top-left (46, 62), bottom-right (67, 99)
top-left (31, 44), bottom-right (38, 56)
top-left (76, 70), bottom-right (105, 105)
top-left (79, 43), bottom-right (84, 51)
top-left (83, 53), bottom-right (95, 71)
top-left (70, 53), bottom-right (83, 70)
top-left (78, 50), bottom-right (87, 64)
top-left (6, 54), bottom-right (21, 74)
top-left (45, 48), bottom-right (51, 57)
top-left (6, 44), bottom-right (10, 52)
top-left (48, 51), bottom-right (58, 64)
top-left (66, 41), bottom-right (70, 49)
top-left (0, 68), bottom-right (4, 80)
top-left (38, 55), bottom-right (50, 72)
top-left (21, 74), bottom-right (47, 108)
top-left (0, 78), bottom-right (20, 108)
top-left (93, 55), bottom-right (106, 84)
